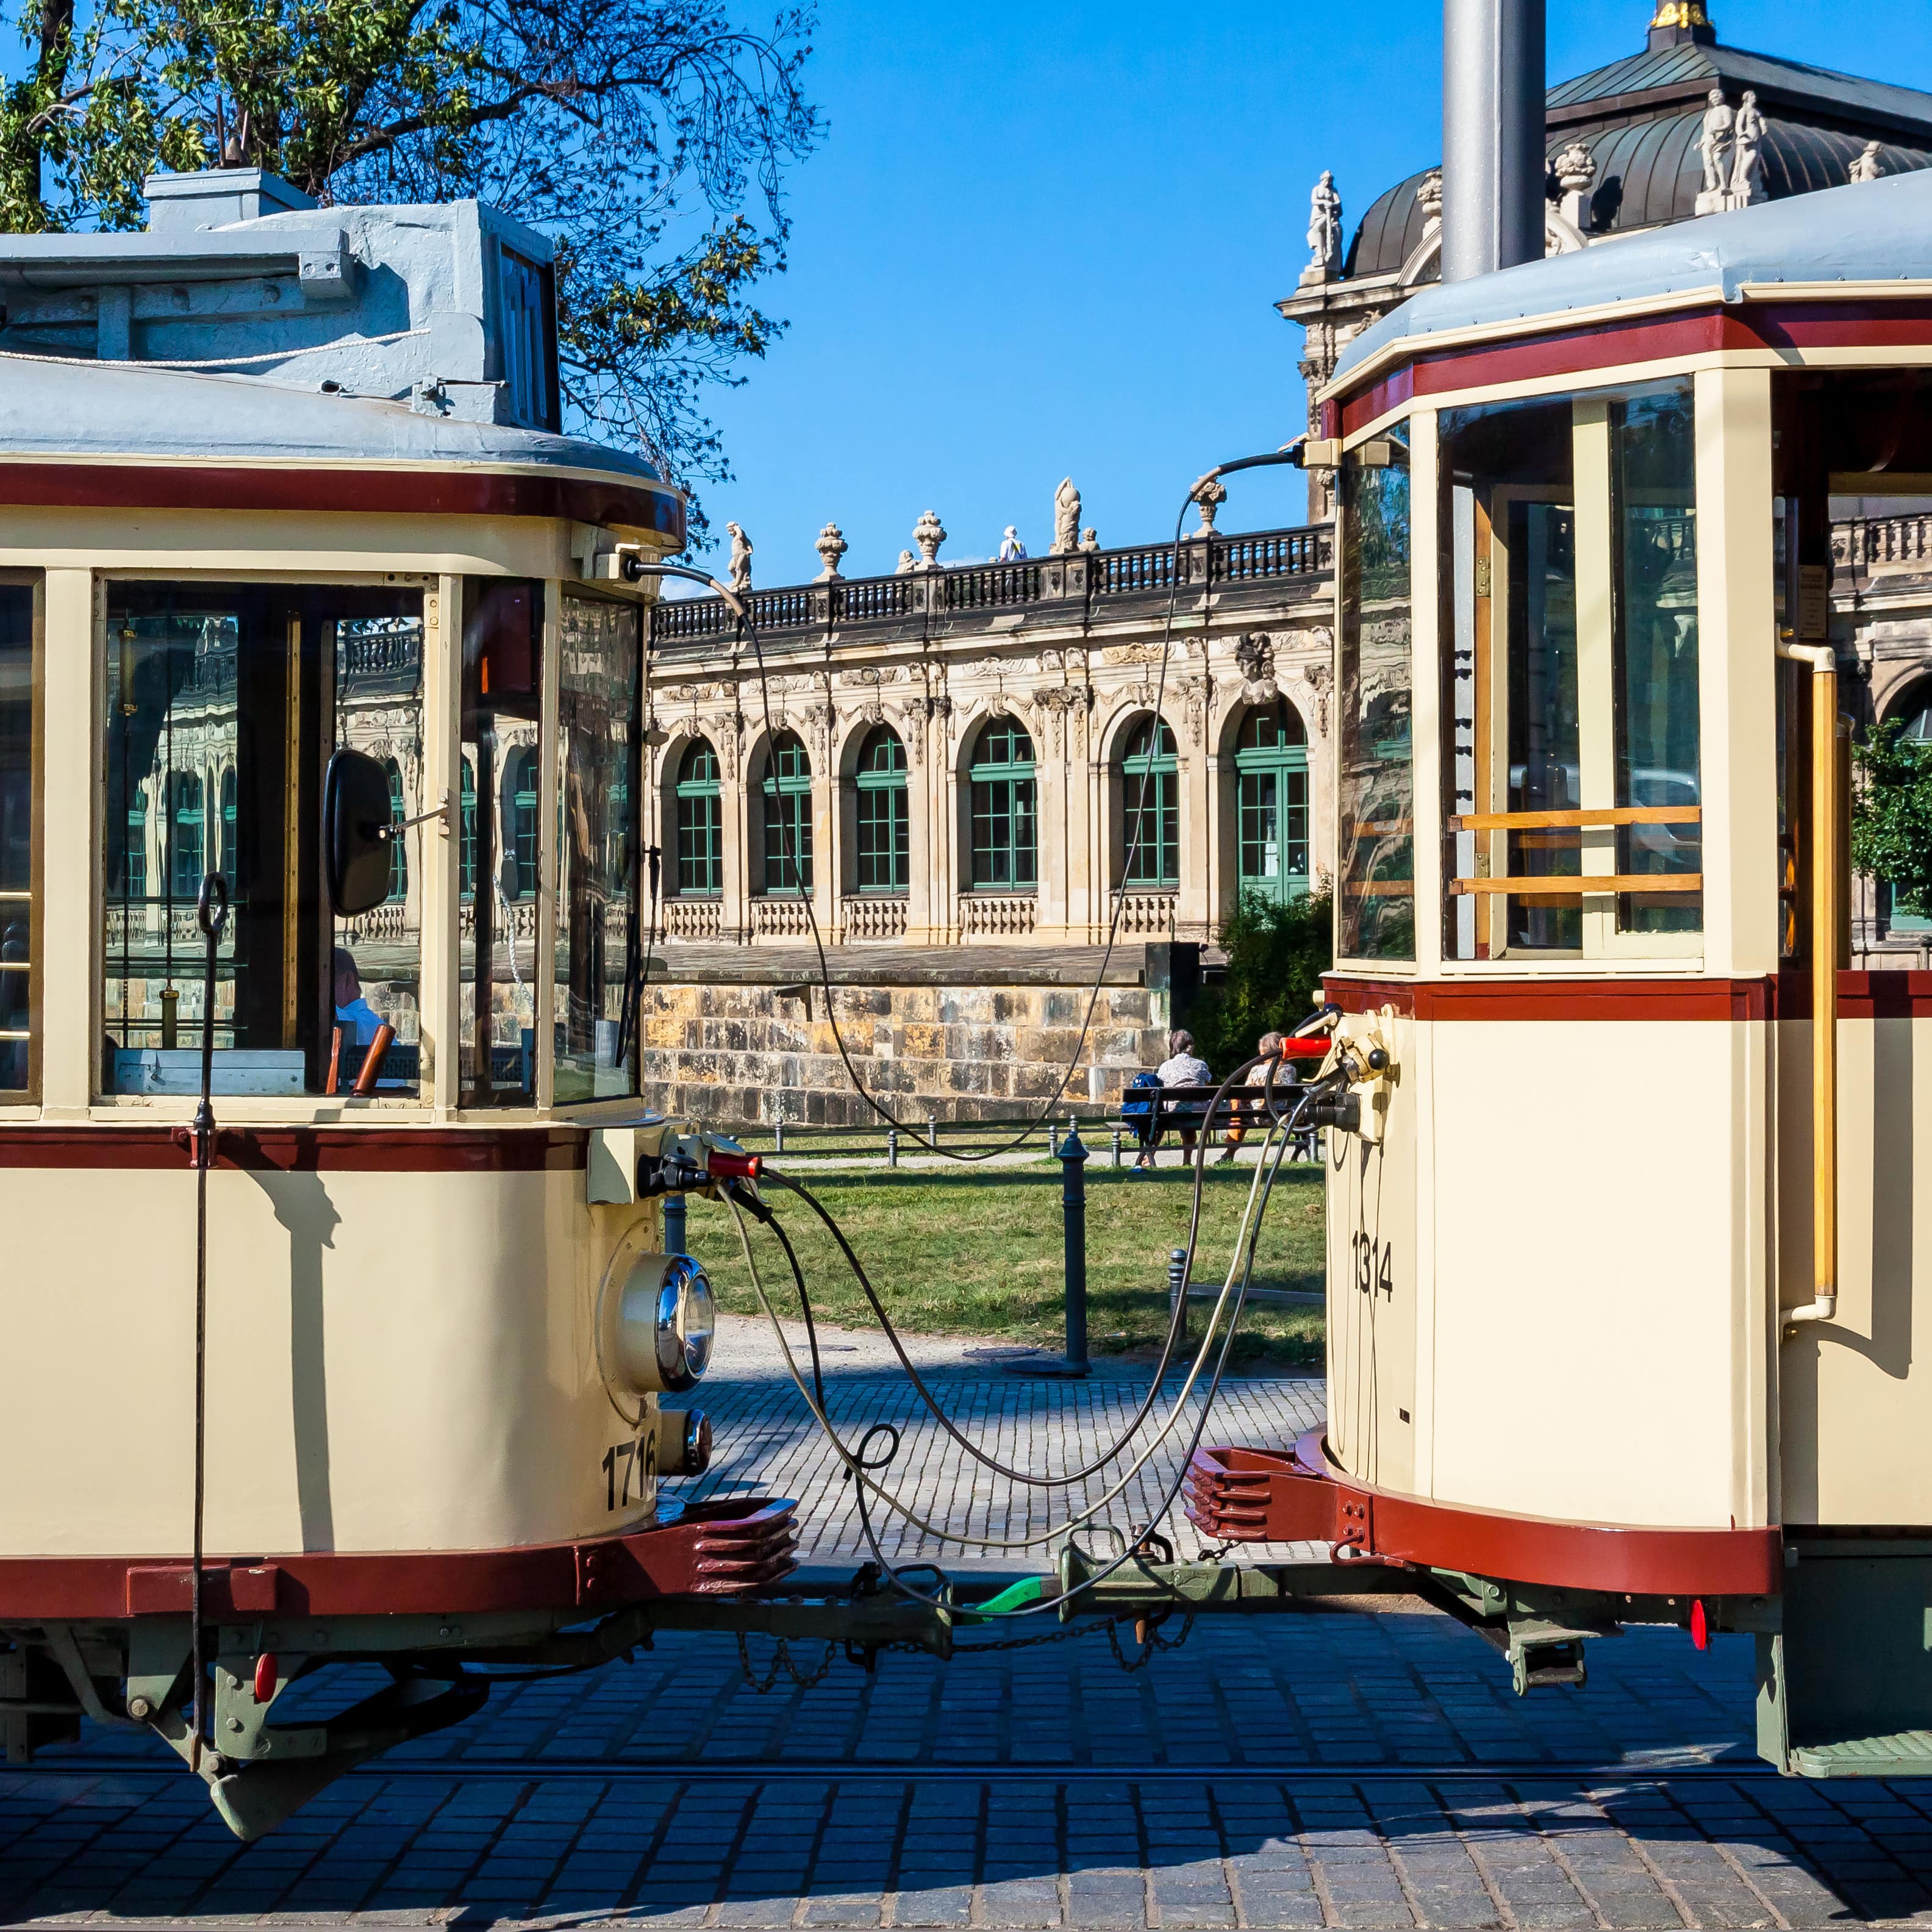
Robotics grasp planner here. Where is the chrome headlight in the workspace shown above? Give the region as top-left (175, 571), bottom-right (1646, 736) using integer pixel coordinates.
top-left (614, 1251), bottom-right (715, 1395)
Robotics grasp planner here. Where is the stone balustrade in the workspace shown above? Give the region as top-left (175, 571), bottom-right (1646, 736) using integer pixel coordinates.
top-left (1114, 892), bottom-right (1180, 938)
top-left (842, 896), bottom-right (908, 942)
top-left (960, 895), bottom-right (1038, 939)
top-left (652, 523), bottom-right (1335, 647)
top-left (664, 897), bottom-right (724, 942)
top-left (751, 896), bottom-right (812, 939)
top-left (1836, 512), bottom-right (1932, 574)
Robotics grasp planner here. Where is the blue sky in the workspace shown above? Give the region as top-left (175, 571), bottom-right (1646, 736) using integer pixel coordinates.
top-left (696, 0), bottom-right (1932, 583)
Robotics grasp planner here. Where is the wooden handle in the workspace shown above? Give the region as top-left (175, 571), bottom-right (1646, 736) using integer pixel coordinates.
top-left (325, 1026), bottom-right (342, 1097)
top-left (1450, 806), bottom-right (1703, 833)
top-left (353, 1023), bottom-right (395, 1097)
top-left (1450, 874), bottom-right (1703, 897)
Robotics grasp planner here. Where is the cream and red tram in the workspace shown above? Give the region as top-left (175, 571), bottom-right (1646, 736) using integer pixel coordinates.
top-left (1187, 168), bottom-right (1932, 1776)
top-left (0, 172), bottom-right (796, 1836)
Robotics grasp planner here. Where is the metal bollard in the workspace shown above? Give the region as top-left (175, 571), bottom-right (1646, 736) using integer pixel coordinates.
top-left (887, 1128), bottom-right (898, 1168)
top-left (1049, 1123), bottom-right (1061, 1157)
top-left (1112, 1129), bottom-right (1123, 1169)
top-left (1061, 1129), bottom-right (1090, 1373)
top-left (775, 1118), bottom-right (786, 1155)
top-left (663, 1192), bottom-right (688, 1256)
top-left (1168, 1247), bottom-right (1190, 1344)
top-left (928, 1113), bottom-right (939, 1150)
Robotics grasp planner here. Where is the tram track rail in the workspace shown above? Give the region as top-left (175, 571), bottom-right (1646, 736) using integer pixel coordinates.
top-left (5, 1751), bottom-right (1808, 1786)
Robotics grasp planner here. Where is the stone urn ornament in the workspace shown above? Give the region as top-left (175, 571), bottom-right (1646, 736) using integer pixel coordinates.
top-left (1190, 474), bottom-right (1228, 538)
top-left (912, 509), bottom-right (947, 570)
top-left (814, 520), bottom-right (848, 581)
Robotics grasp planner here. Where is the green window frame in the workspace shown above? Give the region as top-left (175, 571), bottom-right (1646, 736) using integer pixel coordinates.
top-left (676, 736), bottom-right (723, 895)
top-left (854, 724), bottom-right (909, 892)
top-left (170, 771), bottom-right (204, 900)
top-left (459, 759), bottom-right (476, 898)
top-left (1235, 701), bottom-right (1310, 903)
top-left (969, 717), bottom-right (1037, 889)
top-left (383, 759), bottom-right (407, 902)
top-left (761, 730), bottom-right (813, 893)
top-left (509, 745), bottom-right (539, 899)
top-left (1120, 715), bottom-right (1179, 887)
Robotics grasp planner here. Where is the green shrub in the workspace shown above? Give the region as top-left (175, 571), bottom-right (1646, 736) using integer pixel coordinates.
top-left (1183, 890), bottom-right (1334, 1071)
top-left (1853, 717), bottom-right (1932, 917)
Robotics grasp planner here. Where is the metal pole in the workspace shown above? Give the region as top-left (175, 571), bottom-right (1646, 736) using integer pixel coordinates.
top-left (1112, 1129), bottom-right (1122, 1170)
top-left (1441, 0), bottom-right (1546, 283)
top-left (663, 1191), bottom-right (687, 1256)
top-left (775, 1118), bottom-right (785, 1155)
top-left (887, 1128), bottom-right (898, 1168)
top-left (1168, 1247), bottom-right (1190, 1345)
top-left (1061, 1129), bottom-right (1090, 1375)
top-left (927, 1113), bottom-right (938, 1151)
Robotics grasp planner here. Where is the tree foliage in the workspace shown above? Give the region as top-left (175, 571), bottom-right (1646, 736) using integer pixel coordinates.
top-left (0, 0), bottom-right (821, 528)
top-left (1181, 891), bottom-right (1334, 1073)
top-left (1852, 715), bottom-right (1932, 918)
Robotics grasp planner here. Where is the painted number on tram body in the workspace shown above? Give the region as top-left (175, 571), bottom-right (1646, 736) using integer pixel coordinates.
top-left (1351, 1231), bottom-right (1394, 1300)
top-left (602, 1433), bottom-right (657, 1510)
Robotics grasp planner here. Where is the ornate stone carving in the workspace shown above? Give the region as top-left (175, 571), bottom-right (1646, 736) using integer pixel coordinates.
top-left (1052, 477), bottom-right (1081, 555)
top-left (1298, 657), bottom-right (1333, 738)
top-left (1190, 474), bottom-right (1228, 538)
top-left (1303, 170), bottom-right (1342, 285)
top-left (814, 521), bottom-right (848, 581)
top-left (1234, 631), bottom-right (1278, 703)
top-left (727, 521), bottom-right (754, 593)
top-left (895, 548), bottom-right (917, 576)
top-left (1851, 140), bottom-right (1885, 184)
top-left (1730, 90), bottom-right (1765, 202)
top-left (1079, 526), bottom-right (1099, 553)
top-left (1551, 140), bottom-right (1597, 243)
top-left (912, 510), bottom-right (947, 570)
top-left (1035, 682), bottom-right (1095, 756)
top-left (1417, 168), bottom-right (1443, 233)
top-left (1694, 89), bottom-right (1736, 215)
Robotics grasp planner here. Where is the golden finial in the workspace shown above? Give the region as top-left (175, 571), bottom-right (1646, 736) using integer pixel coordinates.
top-left (1650, 1), bottom-right (1712, 27)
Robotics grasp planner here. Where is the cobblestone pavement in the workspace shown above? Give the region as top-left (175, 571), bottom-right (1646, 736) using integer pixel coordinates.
top-left (7, 1350), bottom-right (1931, 1928)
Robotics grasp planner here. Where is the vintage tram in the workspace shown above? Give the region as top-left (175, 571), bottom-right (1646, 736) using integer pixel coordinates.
top-left (1187, 165), bottom-right (1932, 1776)
top-left (0, 170), bottom-right (803, 1836)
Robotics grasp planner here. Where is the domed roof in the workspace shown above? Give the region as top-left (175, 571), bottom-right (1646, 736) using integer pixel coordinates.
top-left (1343, 26), bottom-right (1932, 282)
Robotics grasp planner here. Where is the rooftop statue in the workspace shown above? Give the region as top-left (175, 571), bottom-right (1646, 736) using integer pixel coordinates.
top-left (727, 522), bottom-right (753, 593)
top-left (1731, 90), bottom-right (1766, 202)
top-left (1851, 140), bottom-right (1886, 184)
top-left (1305, 171), bottom-right (1343, 282)
top-left (1698, 88), bottom-right (1735, 198)
top-left (912, 509), bottom-right (947, 571)
top-left (814, 521), bottom-right (847, 582)
top-left (1052, 476), bottom-right (1081, 555)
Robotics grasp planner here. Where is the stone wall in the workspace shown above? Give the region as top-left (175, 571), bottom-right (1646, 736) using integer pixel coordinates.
top-left (635, 944), bottom-right (1183, 1128)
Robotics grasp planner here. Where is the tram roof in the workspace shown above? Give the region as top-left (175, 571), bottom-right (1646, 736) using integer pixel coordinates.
top-left (0, 348), bottom-right (665, 483)
top-left (1330, 168), bottom-right (1932, 391)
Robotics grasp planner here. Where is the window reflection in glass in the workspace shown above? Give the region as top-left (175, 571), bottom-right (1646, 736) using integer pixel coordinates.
top-left (554, 595), bottom-right (642, 1104)
top-left (0, 584), bottom-right (33, 1095)
top-left (1611, 385), bottom-right (1701, 932)
top-left (1338, 425), bottom-right (1414, 959)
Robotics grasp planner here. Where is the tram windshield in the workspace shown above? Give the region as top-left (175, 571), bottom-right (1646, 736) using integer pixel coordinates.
top-left (1436, 377), bottom-right (1701, 962)
top-left (102, 582), bottom-right (427, 1098)
top-left (1, 581), bottom-right (30, 1097)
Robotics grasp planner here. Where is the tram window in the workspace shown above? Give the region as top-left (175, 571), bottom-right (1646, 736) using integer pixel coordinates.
top-left (1337, 423), bottom-right (1414, 960)
top-left (460, 578), bottom-right (545, 1107)
top-left (1439, 380), bottom-right (1701, 961)
top-left (0, 581), bottom-right (35, 1097)
top-left (332, 613), bottom-right (426, 1096)
top-left (102, 583), bottom-right (426, 1097)
top-left (554, 595), bottom-right (643, 1104)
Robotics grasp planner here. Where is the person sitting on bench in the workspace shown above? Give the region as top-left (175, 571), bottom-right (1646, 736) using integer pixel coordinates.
top-left (1132, 1029), bottom-right (1211, 1172)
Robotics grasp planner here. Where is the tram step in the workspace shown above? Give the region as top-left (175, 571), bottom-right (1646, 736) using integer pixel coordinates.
top-left (1791, 1730), bottom-right (1932, 1778)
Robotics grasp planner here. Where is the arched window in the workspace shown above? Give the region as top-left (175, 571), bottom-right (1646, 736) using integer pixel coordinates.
top-left (383, 759), bottom-right (408, 901)
top-left (459, 759), bottom-right (476, 898)
top-left (1883, 687), bottom-right (1932, 934)
top-left (169, 772), bottom-right (204, 899)
top-left (761, 731), bottom-right (813, 893)
top-left (508, 745), bottom-right (540, 898)
top-left (854, 725), bottom-right (909, 892)
top-left (1235, 701), bottom-right (1310, 903)
top-left (1119, 716), bottom-right (1178, 887)
top-left (968, 717), bottom-right (1037, 889)
top-left (218, 768), bottom-right (237, 884)
top-left (676, 737), bottom-right (723, 895)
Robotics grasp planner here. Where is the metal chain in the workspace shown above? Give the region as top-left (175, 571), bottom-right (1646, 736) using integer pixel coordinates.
top-left (736, 1633), bottom-right (839, 1693)
top-left (1106, 1612), bottom-right (1198, 1673)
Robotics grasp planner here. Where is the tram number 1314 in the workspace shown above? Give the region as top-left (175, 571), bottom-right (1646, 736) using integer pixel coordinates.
top-left (1352, 1232), bottom-right (1394, 1301)
top-left (602, 1433), bottom-right (659, 1511)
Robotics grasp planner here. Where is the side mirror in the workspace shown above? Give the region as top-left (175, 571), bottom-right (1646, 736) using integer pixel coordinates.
top-left (324, 749), bottom-right (393, 917)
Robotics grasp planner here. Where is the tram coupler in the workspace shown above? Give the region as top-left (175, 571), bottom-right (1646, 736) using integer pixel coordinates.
top-left (626, 1118), bottom-right (762, 1199)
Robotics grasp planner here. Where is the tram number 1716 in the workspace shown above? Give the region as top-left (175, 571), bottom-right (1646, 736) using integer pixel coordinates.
top-left (602, 1433), bottom-right (659, 1511)
top-left (1352, 1232), bottom-right (1394, 1301)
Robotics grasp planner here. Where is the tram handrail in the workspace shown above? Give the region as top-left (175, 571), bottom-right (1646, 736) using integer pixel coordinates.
top-left (1448, 806), bottom-right (1703, 831)
top-left (1449, 873), bottom-right (1702, 895)
top-left (1780, 639), bottom-right (1842, 1333)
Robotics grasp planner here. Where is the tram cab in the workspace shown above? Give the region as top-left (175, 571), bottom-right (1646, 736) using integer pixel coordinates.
top-left (0, 170), bottom-right (793, 1833)
top-left (1193, 168), bottom-right (1932, 1775)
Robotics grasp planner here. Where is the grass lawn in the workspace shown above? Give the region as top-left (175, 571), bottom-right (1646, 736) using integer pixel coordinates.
top-left (682, 1157), bottom-right (1326, 1367)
